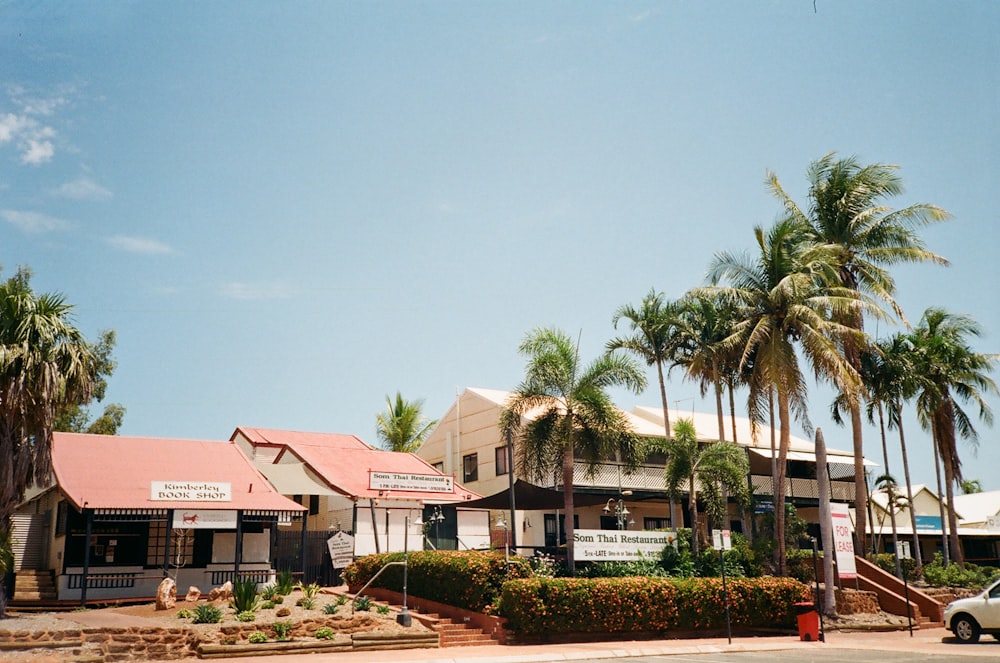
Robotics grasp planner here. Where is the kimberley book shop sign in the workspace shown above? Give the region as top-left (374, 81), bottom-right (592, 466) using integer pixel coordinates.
top-left (151, 481), bottom-right (232, 502)
top-left (574, 529), bottom-right (676, 561)
top-left (369, 472), bottom-right (454, 493)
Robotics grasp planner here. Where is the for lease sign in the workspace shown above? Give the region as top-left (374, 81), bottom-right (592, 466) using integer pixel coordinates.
top-left (151, 481), bottom-right (232, 502)
top-left (830, 501), bottom-right (857, 578)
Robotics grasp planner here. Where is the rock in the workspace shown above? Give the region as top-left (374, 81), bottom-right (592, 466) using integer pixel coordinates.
top-left (185, 586), bottom-right (201, 602)
top-left (208, 580), bottom-right (233, 602)
top-left (155, 577), bottom-right (177, 610)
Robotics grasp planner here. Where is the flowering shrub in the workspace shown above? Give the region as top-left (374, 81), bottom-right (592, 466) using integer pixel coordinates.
top-left (499, 576), bottom-right (808, 635)
top-left (343, 550), bottom-right (532, 613)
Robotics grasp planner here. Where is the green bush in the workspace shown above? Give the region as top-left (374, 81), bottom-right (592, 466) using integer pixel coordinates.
top-left (866, 553), bottom-right (918, 578)
top-left (273, 621), bottom-right (293, 641)
top-left (353, 595), bottom-right (372, 612)
top-left (297, 597), bottom-right (316, 610)
top-left (499, 575), bottom-right (809, 635)
top-left (314, 626), bottom-right (336, 640)
top-left (275, 569), bottom-right (295, 595)
top-left (376, 604), bottom-right (390, 615)
top-left (323, 603), bottom-right (339, 615)
top-left (247, 631), bottom-right (268, 644)
top-left (261, 600), bottom-right (276, 610)
top-left (176, 608), bottom-right (194, 619)
top-left (260, 584), bottom-right (279, 601)
top-left (785, 548), bottom-right (815, 583)
top-left (343, 550), bottom-right (532, 613)
top-left (235, 610), bottom-right (256, 622)
top-left (922, 553), bottom-right (1000, 589)
top-left (295, 581), bottom-right (321, 599)
top-left (576, 559), bottom-right (667, 578)
top-left (230, 577), bottom-right (261, 613)
top-left (192, 604), bottom-right (224, 624)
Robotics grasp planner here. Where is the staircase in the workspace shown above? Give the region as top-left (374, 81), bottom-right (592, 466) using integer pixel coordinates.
top-left (410, 610), bottom-right (495, 647)
top-left (12, 570), bottom-right (57, 602)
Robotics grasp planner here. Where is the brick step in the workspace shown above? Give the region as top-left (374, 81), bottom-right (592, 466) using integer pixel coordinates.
top-left (440, 634), bottom-right (495, 648)
top-left (13, 592), bottom-right (58, 601)
top-left (433, 623), bottom-right (474, 632)
top-left (14, 579), bottom-right (55, 589)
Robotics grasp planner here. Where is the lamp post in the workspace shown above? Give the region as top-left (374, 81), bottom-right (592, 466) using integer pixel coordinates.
top-left (426, 506), bottom-right (445, 549)
top-left (396, 514), bottom-right (412, 627)
top-left (603, 498), bottom-right (632, 530)
top-left (495, 516), bottom-right (509, 564)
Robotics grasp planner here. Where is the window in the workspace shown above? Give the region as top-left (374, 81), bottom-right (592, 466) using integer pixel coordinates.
top-left (495, 446), bottom-right (509, 476)
top-left (543, 514), bottom-right (579, 547)
top-left (309, 495), bottom-right (320, 516)
top-left (463, 453), bottom-right (478, 483)
top-left (644, 517), bottom-right (671, 531)
top-left (433, 461), bottom-right (444, 473)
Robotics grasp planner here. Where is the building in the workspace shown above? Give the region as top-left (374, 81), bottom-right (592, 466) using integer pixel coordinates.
top-left (11, 432), bottom-right (304, 604)
top-left (417, 387), bottom-right (872, 552)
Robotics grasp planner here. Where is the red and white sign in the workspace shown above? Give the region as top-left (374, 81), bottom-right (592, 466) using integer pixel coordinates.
top-left (830, 502), bottom-right (857, 579)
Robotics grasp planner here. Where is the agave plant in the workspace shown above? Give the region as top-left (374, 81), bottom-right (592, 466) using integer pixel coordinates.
top-left (230, 577), bottom-right (261, 613)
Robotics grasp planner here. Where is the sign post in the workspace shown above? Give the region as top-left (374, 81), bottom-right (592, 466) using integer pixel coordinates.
top-left (830, 502), bottom-right (857, 587)
top-left (713, 529), bottom-right (733, 645)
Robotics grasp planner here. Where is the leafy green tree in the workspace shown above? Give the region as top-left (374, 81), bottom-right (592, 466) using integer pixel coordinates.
top-left (500, 327), bottom-right (646, 572)
top-left (910, 308), bottom-right (997, 566)
top-left (707, 218), bottom-right (864, 575)
top-left (768, 153), bottom-right (950, 553)
top-left (0, 268), bottom-right (107, 617)
top-left (662, 418), bottom-right (749, 556)
top-left (54, 330), bottom-right (125, 435)
top-left (375, 392), bottom-right (437, 453)
top-left (960, 479), bottom-right (983, 495)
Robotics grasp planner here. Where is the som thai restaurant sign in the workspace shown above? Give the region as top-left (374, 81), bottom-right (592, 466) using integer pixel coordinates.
top-left (368, 472), bottom-right (453, 493)
top-left (573, 529), bottom-right (675, 561)
top-left (151, 481), bottom-right (232, 502)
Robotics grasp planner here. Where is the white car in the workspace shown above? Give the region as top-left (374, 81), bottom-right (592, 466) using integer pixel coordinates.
top-left (943, 577), bottom-right (1000, 643)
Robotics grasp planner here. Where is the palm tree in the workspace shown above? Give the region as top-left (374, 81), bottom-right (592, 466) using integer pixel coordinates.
top-left (500, 327), bottom-right (646, 572)
top-left (872, 473), bottom-right (907, 574)
top-left (959, 479), bottom-right (983, 495)
top-left (909, 308), bottom-right (997, 566)
top-left (0, 268), bottom-right (101, 618)
top-left (707, 218), bottom-right (864, 575)
top-left (768, 153), bottom-right (950, 554)
top-left (663, 418), bottom-right (750, 556)
top-left (375, 392), bottom-right (438, 453)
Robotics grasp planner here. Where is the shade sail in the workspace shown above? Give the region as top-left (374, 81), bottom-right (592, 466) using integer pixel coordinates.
top-left (461, 479), bottom-right (614, 511)
top-left (256, 462), bottom-right (341, 496)
top-left (748, 447), bottom-right (877, 466)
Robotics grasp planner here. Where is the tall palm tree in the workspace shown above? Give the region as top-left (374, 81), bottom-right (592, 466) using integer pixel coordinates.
top-left (500, 327), bottom-right (646, 572)
top-left (0, 268), bottom-right (101, 618)
top-left (768, 153), bottom-right (950, 553)
top-left (375, 392), bottom-right (438, 453)
top-left (909, 308), bottom-right (997, 566)
top-left (663, 418), bottom-right (750, 556)
top-left (707, 218), bottom-right (864, 575)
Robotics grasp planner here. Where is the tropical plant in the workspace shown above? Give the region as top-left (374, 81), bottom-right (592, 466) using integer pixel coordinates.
top-left (191, 604), bottom-right (224, 624)
top-left (275, 569), bottom-right (295, 595)
top-left (235, 610), bottom-right (256, 622)
top-left (314, 626), bottom-right (336, 640)
top-left (230, 577), bottom-right (261, 613)
top-left (247, 631), bottom-right (268, 644)
top-left (500, 327), bottom-right (647, 572)
top-left (871, 473), bottom-right (907, 575)
top-left (375, 392), bottom-right (438, 453)
top-left (0, 268), bottom-right (109, 618)
top-left (272, 621), bottom-right (293, 641)
top-left (662, 419), bottom-right (749, 556)
top-left (353, 595), bottom-right (372, 611)
top-left (295, 581), bottom-right (321, 599)
top-left (296, 596), bottom-right (316, 610)
top-left (376, 604), bottom-right (390, 615)
top-left (909, 308), bottom-right (997, 566)
top-left (960, 479), bottom-right (983, 494)
top-left (323, 602), bottom-right (339, 615)
top-left (768, 153), bottom-right (950, 554)
top-left (707, 218), bottom-right (863, 574)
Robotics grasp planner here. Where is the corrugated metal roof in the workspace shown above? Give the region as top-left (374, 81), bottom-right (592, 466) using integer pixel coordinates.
top-left (51, 432), bottom-right (305, 514)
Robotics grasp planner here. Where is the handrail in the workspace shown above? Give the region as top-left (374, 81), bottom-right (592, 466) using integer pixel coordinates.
top-left (350, 561), bottom-right (405, 614)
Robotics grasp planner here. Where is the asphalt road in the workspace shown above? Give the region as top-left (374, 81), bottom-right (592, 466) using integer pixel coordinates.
top-left (605, 648), bottom-right (1000, 663)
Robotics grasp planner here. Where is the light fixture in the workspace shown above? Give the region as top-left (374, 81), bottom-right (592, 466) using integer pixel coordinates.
top-left (604, 497), bottom-right (631, 530)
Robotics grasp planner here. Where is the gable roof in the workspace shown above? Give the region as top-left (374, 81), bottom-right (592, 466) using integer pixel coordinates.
top-left (51, 432), bottom-right (304, 513)
top-left (232, 426), bottom-right (480, 503)
top-left (952, 490), bottom-right (1000, 525)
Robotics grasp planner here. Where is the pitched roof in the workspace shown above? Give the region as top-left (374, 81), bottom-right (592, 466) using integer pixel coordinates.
top-left (232, 427), bottom-right (480, 503)
top-left (51, 432), bottom-right (304, 513)
top-left (952, 490), bottom-right (1000, 525)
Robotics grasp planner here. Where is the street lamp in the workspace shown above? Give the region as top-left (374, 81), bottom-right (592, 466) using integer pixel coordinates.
top-left (495, 515), bottom-right (509, 564)
top-left (397, 514), bottom-right (413, 627)
top-left (426, 506), bottom-right (445, 548)
top-left (603, 498), bottom-right (633, 530)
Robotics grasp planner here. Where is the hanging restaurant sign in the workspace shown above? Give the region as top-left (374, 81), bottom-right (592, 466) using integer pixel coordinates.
top-left (151, 481), bottom-right (232, 502)
top-left (172, 509), bottom-right (238, 529)
top-left (368, 472), bottom-right (454, 493)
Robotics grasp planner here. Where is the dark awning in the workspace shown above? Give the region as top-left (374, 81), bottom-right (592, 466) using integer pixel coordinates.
top-left (461, 479), bottom-right (613, 511)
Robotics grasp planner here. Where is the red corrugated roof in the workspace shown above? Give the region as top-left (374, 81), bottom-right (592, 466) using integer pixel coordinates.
top-left (51, 432), bottom-right (305, 513)
top-left (231, 427), bottom-right (479, 503)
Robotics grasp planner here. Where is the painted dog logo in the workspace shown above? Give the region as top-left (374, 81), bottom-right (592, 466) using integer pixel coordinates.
top-left (182, 513), bottom-right (199, 525)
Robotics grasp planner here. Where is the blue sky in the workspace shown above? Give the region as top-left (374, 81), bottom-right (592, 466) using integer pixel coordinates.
top-left (3, 2), bottom-right (999, 491)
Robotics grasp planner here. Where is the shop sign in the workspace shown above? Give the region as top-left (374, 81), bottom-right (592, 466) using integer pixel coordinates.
top-left (573, 529), bottom-right (674, 561)
top-left (368, 472), bottom-right (453, 493)
top-left (172, 509), bottom-right (238, 529)
top-left (151, 481), bottom-right (232, 502)
top-left (327, 531), bottom-right (355, 568)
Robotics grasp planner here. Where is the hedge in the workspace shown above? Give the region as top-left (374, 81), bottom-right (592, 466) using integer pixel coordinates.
top-left (499, 576), bottom-right (810, 635)
top-left (342, 550), bottom-right (531, 614)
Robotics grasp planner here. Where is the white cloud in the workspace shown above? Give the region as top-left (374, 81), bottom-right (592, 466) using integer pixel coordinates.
top-left (219, 281), bottom-right (296, 300)
top-left (106, 235), bottom-right (173, 254)
top-left (1, 87), bottom-right (68, 165)
top-left (1, 209), bottom-right (70, 233)
top-left (21, 138), bottom-right (55, 165)
top-left (54, 176), bottom-right (113, 201)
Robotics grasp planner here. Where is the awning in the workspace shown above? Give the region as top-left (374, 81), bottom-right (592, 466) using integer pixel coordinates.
top-left (748, 447), bottom-right (877, 466)
top-left (461, 480), bottom-right (615, 511)
top-left (256, 462), bottom-right (341, 496)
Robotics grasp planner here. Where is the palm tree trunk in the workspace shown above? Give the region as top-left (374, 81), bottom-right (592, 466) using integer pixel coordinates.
top-left (728, 382), bottom-right (738, 444)
top-left (776, 388), bottom-right (791, 577)
top-left (657, 361), bottom-right (678, 530)
top-left (877, 403), bottom-right (901, 578)
top-left (689, 475), bottom-right (699, 557)
top-left (562, 444), bottom-right (576, 573)
top-left (850, 401), bottom-right (869, 556)
top-left (932, 435), bottom-right (950, 567)
top-left (896, 414), bottom-right (922, 569)
top-left (713, 361), bottom-right (725, 442)
top-left (935, 401), bottom-right (965, 567)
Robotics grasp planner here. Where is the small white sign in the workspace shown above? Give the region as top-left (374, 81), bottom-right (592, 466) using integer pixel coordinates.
top-left (172, 509), bottom-right (238, 529)
top-left (573, 529), bottom-right (674, 561)
top-left (830, 502), bottom-right (857, 579)
top-left (151, 481), bottom-right (232, 502)
top-left (327, 532), bottom-right (355, 569)
top-left (368, 472), bottom-right (454, 493)
top-left (713, 529), bottom-right (732, 550)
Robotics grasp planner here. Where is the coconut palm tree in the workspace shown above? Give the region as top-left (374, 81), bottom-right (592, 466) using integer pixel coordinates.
top-left (707, 217), bottom-right (864, 575)
top-left (663, 418), bottom-right (750, 556)
top-left (500, 327), bottom-right (646, 572)
top-left (872, 473), bottom-right (907, 573)
top-left (909, 308), bottom-right (997, 566)
top-left (768, 153), bottom-right (950, 553)
top-left (0, 268), bottom-right (102, 618)
top-left (375, 392), bottom-right (438, 453)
